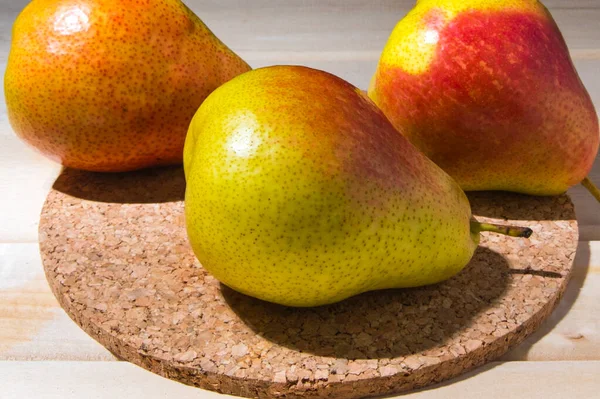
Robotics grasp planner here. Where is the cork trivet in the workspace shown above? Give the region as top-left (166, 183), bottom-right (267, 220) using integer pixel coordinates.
top-left (40, 166), bottom-right (578, 399)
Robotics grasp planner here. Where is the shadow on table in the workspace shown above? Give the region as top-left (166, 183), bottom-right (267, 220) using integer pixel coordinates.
top-left (501, 240), bottom-right (591, 360)
top-left (223, 247), bottom-right (512, 360)
top-left (52, 166), bottom-right (185, 204)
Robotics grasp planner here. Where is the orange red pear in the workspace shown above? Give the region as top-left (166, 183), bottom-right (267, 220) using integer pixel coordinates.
top-left (369, 0), bottom-right (599, 197)
top-left (5, 0), bottom-right (251, 172)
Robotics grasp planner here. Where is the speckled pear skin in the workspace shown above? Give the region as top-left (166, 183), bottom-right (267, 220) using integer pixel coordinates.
top-left (369, 0), bottom-right (599, 195)
top-left (184, 66), bottom-right (479, 307)
top-left (4, 0), bottom-right (251, 172)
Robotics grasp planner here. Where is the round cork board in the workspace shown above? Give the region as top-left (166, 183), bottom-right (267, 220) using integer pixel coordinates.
top-left (40, 166), bottom-right (578, 398)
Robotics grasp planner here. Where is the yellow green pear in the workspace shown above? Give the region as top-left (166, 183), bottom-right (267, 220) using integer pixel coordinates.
top-left (184, 66), bottom-right (531, 307)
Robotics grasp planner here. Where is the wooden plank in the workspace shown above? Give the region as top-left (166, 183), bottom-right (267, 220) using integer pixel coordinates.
top-left (1, 241), bottom-right (598, 361)
top-left (2, 1), bottom-right (600, 56)
top-left (1, 360), bottom-right (600, 399)
top-left (0, 136), bottom-right (61, 243)
top-left (194, 8), bottom-right (600, 53)
top-left (541, 0), bottom-right (600, 7)
top-left (181, 0), bottom-right (600, 11)
top-left (544, 0), bottom-right (600, 8)
top-left (502, 240), bottom-right (600, 360)
top-left (0, 243), bottom-right (114, 360)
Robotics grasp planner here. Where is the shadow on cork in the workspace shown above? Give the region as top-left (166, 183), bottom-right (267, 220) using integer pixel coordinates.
top-left (223, 246), bottom-right (511, 360)
top-left (467, 191), bottom-right (573, 221)
top-left (51, 166), bottom-right (185, 204)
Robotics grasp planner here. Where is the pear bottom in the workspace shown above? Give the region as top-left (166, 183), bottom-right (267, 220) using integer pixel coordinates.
top-left (186, 195), bottom-right (479, 307)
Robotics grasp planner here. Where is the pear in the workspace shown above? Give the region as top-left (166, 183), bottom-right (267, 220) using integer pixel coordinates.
top-left (4, 0), bottom-right (251, 172)
top-left (184, 66), bottom-right (531, 307)
top-left (369, 0), bottom-right (600, 199)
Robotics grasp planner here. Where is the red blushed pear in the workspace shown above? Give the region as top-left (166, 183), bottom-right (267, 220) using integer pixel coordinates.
top-left (369, 0), bottom-right (600, 201)
top-left (184, 66), bottom-right (531, 307)
top-left (4, 0), bottom-right (251, 172)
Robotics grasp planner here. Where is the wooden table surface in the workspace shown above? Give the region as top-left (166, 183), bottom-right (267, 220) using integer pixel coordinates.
top-left (1, 1), bottom-right (599, 398)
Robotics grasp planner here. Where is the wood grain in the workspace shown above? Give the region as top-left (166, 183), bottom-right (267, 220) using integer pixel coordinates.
top-left (2, 361), bottom-right (600, 399)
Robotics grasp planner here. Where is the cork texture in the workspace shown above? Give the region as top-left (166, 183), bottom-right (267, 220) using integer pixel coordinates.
top-left (39, 166), bottom-right (578, 398)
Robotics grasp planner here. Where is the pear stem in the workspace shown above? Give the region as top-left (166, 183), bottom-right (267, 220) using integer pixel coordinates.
top-left (471, 220), bottom-right (533, 238)
top-left (581, 176), bottom-right (600, 204)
